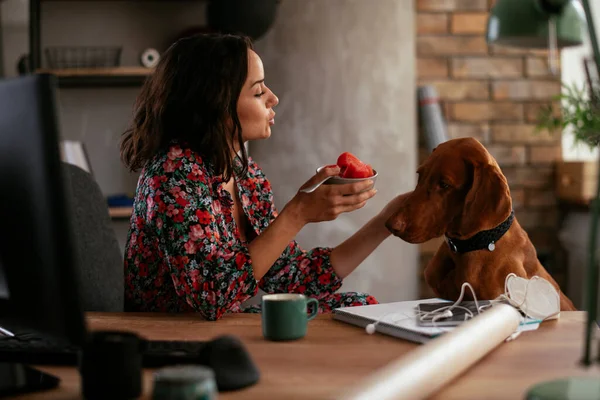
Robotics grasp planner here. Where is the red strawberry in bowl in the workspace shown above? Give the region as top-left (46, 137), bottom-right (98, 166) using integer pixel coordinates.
top-left (336, 152), bottom-right (374, 179)
top-left (337, 152), bottom-right (361, 169)
top-left (313, 152), bottom-right (378, 192)
top-left (341, 161), bottom-right (373, 179)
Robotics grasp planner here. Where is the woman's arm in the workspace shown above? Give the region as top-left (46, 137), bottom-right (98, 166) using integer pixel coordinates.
top-left (329, 214), bottom-right (391, 279)
top-left (330, 192), bottom-right (410, 278)
top-left (256, 170), bottom-right (384, 298)
top-left (245, 201), bottom-right (304, 280)
top-left (256, 212), bottom-right (390, 297)
top-left (258, 192), bottom-right (408, 295)
top-left (248, 166), bottom-right (376, 281)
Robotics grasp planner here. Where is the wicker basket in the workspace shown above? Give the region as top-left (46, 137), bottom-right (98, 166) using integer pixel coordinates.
top-left (45, 46), bottom-right (122, 69)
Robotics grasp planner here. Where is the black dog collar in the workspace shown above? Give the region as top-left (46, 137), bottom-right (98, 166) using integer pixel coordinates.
top-left (445, 210), bottom-right (515, 254)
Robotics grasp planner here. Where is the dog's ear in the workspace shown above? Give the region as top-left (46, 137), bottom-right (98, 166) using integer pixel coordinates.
top-left (459, 163), bottom-right (512, 238)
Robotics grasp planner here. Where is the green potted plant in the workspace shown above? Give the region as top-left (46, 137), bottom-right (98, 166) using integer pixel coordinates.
top-left (537, 81), bottom-right (600, 204)
top-left (537, 82), bottom-right (600, 149)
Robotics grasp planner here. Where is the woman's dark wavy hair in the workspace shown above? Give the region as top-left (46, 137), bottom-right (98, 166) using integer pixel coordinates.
top-left (120, 33), bottom-right (253, 181)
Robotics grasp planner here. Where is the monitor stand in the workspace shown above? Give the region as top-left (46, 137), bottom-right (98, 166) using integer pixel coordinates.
top-left (0, 362), bottom-right (60, 397)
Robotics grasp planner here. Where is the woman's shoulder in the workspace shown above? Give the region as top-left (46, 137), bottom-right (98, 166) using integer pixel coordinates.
top-left (139, 143), bottom-right (215, 192)
top-left (245, 155), bottom-right (270, 180)
top-left (245, 156), bottom-right (273, 189)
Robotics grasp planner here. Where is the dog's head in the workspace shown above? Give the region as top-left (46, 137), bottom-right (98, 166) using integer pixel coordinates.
top-left (385, 138), bottom-right (512, 243)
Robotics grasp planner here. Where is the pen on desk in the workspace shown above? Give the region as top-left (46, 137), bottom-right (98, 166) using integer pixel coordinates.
top-left (0, 325), bottom-right (15, 337)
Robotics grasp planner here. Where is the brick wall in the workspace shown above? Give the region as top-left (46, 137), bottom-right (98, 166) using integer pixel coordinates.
top-left (415, 0), bottom-right (565, 298)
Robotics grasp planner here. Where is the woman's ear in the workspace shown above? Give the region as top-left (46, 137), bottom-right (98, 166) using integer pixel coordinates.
top-left (459, 163), bottom-right (512, 238)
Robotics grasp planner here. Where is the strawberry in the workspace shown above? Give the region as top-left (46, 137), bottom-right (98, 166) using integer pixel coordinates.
top-left (337, 152), bottom-right (361, 168)
top-left (353, 163), bottom-right (372, 178)
top-left (339, 161), bottom-right (357, 178)
top-left (336, 152), bottom-right (373, 178)
top-left (341, 160), bottom-right (372, 178)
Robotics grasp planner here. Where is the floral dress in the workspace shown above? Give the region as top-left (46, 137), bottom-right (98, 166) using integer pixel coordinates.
top-left (123, 142), bottom-right (378, 321)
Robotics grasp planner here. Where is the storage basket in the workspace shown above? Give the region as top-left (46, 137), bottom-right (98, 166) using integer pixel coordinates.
top-left (45, 46), bottom-right (122, 69)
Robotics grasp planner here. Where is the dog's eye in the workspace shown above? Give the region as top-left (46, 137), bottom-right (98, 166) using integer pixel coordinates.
top-left (439, 181), bottom-right (451, 190)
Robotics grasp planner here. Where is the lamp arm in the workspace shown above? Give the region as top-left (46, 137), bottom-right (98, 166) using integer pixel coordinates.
top-left (580, 0), bottom-right (600, 367)
top-left (539, 0), bottom-right (573, 13)
top-left (543, 0), bottom-right (571, 9)
top-left (581, 0), bottom-right (600, 81)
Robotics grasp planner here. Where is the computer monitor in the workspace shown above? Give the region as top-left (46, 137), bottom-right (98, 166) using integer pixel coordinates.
top-left (0, 74), bottom-right (88, 394)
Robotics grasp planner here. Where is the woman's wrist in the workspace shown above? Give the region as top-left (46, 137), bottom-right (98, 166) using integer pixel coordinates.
top-left (372, 212), bottom-right (393, 239)
top-left (330, 213), bottom-right (391, 279)
top-left (279, 197), bottom-right (307, 233)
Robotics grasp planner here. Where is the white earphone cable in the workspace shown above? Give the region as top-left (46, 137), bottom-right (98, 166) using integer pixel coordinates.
top-left (365, 274), bottom-right (560, 336)
top-left (366, 282), bottom-right (480, 335)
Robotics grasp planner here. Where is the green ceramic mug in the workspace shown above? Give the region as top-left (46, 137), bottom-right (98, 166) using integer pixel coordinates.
top-left (261, 293), bottom-right (319, 341)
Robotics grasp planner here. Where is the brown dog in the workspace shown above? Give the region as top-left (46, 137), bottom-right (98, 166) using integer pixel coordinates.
top-left (385, 137), bottom-right (576, 311)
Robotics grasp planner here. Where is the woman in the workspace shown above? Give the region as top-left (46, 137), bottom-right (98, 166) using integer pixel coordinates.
top-left (121, 33), bottom-right (401, 321)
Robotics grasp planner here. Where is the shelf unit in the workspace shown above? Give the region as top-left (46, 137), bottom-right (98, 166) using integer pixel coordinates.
top-left (35, 67), bottom-right (152, 87)
top-left (27, 0), bottom-right (169, 86)
top-left (28, 0), bottom-right (209, 79)
top-left (109, 206), bottom-right (133, 219)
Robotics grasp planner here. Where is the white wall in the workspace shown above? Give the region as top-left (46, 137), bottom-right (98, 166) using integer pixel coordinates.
top-left (252, 0), bottom-right (418, 303)
top-left (561, 0), bottom-right (600, 161)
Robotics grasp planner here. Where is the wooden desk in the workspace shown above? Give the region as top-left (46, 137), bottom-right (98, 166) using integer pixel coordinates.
top-left (13, 311), bottom-right (600, 400)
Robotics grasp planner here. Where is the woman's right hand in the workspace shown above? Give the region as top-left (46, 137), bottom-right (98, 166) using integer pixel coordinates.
top-left (287, 165), bottom-right (377, 225)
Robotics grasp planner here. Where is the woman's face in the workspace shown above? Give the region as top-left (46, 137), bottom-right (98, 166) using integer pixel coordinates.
top-left (236, 50), bottom-right (279, 145)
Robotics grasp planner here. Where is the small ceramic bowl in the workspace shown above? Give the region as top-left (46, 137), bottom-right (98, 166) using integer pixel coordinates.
top-left (316, 166), bottom-right (378, 186)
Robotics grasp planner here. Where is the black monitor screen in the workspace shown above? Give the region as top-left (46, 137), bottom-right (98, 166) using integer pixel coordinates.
top-left (0, 74), bottom-right (86, 345)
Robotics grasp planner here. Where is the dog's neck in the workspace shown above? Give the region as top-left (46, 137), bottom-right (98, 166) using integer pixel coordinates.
top-left (445, 210), bottom-right (515, 254)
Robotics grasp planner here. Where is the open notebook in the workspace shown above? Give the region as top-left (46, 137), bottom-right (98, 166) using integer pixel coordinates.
top-left (332, 298), bottom-right (541, 344)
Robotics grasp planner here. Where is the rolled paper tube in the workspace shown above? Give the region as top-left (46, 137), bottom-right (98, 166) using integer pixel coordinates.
top-left (417, 85), bottom-right (448, 153)
top-left (338, 303), bottom-right (521, 400)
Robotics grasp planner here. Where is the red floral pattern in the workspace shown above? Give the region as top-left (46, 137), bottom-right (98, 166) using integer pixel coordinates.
top-left (124, 143), bottom-right (378, 320)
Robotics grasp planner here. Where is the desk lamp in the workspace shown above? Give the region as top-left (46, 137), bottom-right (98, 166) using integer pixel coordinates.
top-left (487, 0), bottom-right (600, 398)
